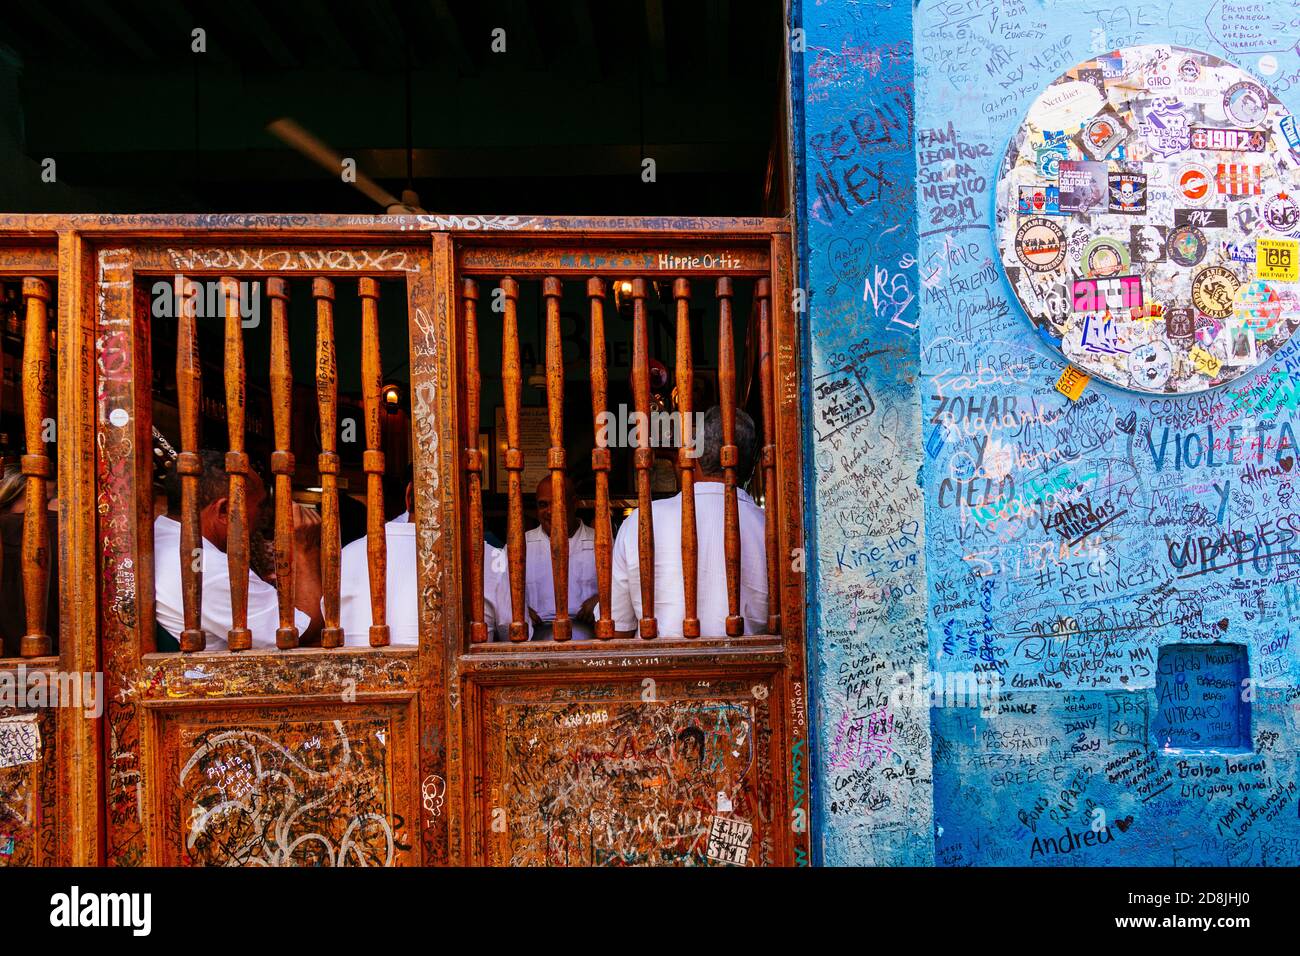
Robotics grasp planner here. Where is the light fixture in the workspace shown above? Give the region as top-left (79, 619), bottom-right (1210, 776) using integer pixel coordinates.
top-left (382, 383), bottom-right (402, 409)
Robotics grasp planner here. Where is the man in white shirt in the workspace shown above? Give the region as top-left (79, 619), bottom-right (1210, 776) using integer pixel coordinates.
top-left (524, 474), bottom-right (600, 641)
top-left (340, 481), bottom-right (523, 644)
top-left (155, 450), bottom-right (323, 651)
top-left (609, 406), bottom-right (768, 638)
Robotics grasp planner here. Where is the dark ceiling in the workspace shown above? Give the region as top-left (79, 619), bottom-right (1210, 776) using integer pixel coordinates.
top-left (0, 0), bottom-right (786, 216)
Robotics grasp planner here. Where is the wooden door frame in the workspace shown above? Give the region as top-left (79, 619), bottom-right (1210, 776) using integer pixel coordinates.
top-left (1, 213), bottom-right (804, 866)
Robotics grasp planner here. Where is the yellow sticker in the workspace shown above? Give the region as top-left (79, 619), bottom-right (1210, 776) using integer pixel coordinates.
top-left (1257, 237), bottom-right (1299, 281)
top-left (1189, 345), bottom-right (1223, 378)
top-left (1056, 365), bottom-right (1090, 400)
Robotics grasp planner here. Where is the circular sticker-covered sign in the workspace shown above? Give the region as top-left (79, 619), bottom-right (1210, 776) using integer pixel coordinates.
top-left (995, 45), bottom-right (1300, 393)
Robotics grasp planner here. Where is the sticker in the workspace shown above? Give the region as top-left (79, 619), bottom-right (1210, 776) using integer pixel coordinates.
top-left (1176, 163), bottom-right (1213, 205)
top-left (0, 716), bottom-right (40, 769)
top-left (1216, 164), bottom-right (1262, 197)
top-left (1073, 275), bottom-right (1143, 312)
top-left (1256, 238), bottom-right (1299, 281)
top-left (1191, 127), bottom-right (1266, 151)
top-left (1192, 266), bottom-right (1241, 318)
top-left (1129, 341), bottom-right (1173, 389)
top-left (1224, 81), bottom-right (1269, 127)
top-left (1141, 99), bottom-right (1193, 157)
top-left (1059, 160), bottom-right (1108, 213)
top-left (1166, 306), bottom-right (1196, 339)
top-left (1018, 185), bottom-right (1062, 215)
top-left (1109, 172), bottom-right (1148, 214)
top-left (1234, 280), bottom-right (1284, 335)
top-left (1190, 345), bottom-right (1224, 377)
top-left (1174, 207), bottom-right (1226, 229)
top-left (706, 816), bottom-right (753, 866)
top-left (1262, 192), bottom-right (1300, 235)
top-left (1177, 56), bottom-right (1202, 82)
top-left (1082, 236), bottom-right (1131, 277)
top-left (1259, 55), bottom-right (1279, 77)
top-left (1056, 365), bottom-right (1091, 400)
top-left (1282, 115), bottom-right (1300, 151)
top-left (1015, 217), bottom-right (1066, 271)
top-left (1079, 106), bottom-right (1130, 160)
top-left (1130, 224), bottom-right (1167, 263)
top-left (1167, 225), bottom-right (1208, 267)
top-left (1224, 239), bottom-right (1256, 263)
top-left (108, 408), bottom-right (129, 428)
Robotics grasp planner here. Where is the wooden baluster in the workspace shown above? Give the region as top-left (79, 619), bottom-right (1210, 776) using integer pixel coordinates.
top-left (174, 276), bottom-right (206, 652)
top-left (19, 278), bottom-right (52, 658)
top-left (267, 279), bottom-right (298, 649)
top-left (500, 277), bottom-right (528, 642)
top-left (673, 278), bottom-right (700, 639)
top-left (463, 279), bottom-right (488, 643)
top-left (542, 277), bottom-right (571, 642)
top-left (313, 277), bottom-right (344, 648)
top-left (359, 278), bottom-right (389, 647)
top-left (717, 277), bottom-right (743, 636)
top-left (222, 276), bottom-right (253, 651)
top-left (587, 279), bottom-right (614, 639)
top-left (630, 278), bottom-right (657, 639)
top-left (756, 278), bottom-right (781, 635)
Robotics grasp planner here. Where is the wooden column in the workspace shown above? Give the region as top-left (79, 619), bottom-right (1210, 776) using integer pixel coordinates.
top-left (717, 277), bottom-right (743, 637)
top-left (359, 277), bottom-right (389, 646)
top-left (673, 278), bottom-right (700, 638)
top-left (499, 277), bottom-right (527, 642)
top-left (630, 278), bottom-right (656, 639)
top-left (313, 277), bottom-right (344, 648)
top-left (587, 278), bottom-right (614, 639)
top-left (756, 277), bottom-right (781, 635)
top-left (19, 278), bottom-right (52, 657)
top-left (174, 276), bottom-right (206, 652)
top-left (222, 276), bottom-right (253, 651)
top-left (463, 278), bottom-right (488, 643)
top-left (267, 278), bottom-right (298, 648)
top-left (542, 276), bottom-right (571, 641)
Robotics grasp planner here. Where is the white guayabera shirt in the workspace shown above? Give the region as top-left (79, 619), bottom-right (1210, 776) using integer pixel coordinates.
top-left (524, 521), bottom-right (599, 640)
top-left (154, 514), bottom-right (309, 651)
top-left (340, 514), bottom-right (524, 644)
top-left (607, 482), bottom-right (769, 637)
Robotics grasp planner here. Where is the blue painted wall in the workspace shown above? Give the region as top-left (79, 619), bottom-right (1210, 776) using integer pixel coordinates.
top-left (795, 0), bottom-right (1300, 865)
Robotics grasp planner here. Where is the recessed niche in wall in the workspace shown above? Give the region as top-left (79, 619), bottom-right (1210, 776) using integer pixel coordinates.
top-left (1152, 643), bottom-right (1251, 751)
top-left (995, 45), bottom-right (1300, 394)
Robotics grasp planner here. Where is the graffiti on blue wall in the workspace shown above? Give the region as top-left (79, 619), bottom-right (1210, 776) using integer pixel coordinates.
top-left (797, 0), bottom-right (1300, 866)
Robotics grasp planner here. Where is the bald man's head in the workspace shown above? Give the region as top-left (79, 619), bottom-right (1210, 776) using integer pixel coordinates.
top-left (536, 474), bottom-right (577, 539)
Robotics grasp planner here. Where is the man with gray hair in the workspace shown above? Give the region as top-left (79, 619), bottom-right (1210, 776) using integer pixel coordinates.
top-left (608, 405), bottom-right (769, 637)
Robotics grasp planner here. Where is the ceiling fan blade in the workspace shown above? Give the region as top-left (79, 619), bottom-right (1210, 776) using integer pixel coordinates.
top-left (267, 117), bottom-right (421, 213)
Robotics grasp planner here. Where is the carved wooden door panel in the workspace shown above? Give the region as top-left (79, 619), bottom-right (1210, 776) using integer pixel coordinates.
top-left (444, 228), bottom-right (809, 866)
top-left (94, 237), bottom-right (456, 866)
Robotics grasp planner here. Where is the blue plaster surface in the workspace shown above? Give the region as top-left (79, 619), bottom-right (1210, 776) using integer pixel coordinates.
top-left (796, 0), bottom-right (1300, 865)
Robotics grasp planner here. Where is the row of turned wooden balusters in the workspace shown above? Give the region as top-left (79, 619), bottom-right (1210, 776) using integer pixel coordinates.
top-left (4, 270), bottom-right (781, 657)
top-left (173, 275), bottom-right (390, 652)
top-left (463, 274), bottom-right (782, 642)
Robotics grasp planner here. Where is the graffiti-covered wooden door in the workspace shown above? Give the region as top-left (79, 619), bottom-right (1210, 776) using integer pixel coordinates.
top-left (94, 233), bottom-right (456, 866)
top-left (444, 227), bottom-right (810, 866)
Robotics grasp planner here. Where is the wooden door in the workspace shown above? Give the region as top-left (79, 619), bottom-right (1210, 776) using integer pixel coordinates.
top-left (94, 238), bottom-right (455, 865)
top-left (445, 229), bottom-right (809, 866)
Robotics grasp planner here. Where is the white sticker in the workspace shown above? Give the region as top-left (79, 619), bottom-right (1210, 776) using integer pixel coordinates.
top-left (1260, 54), bottom-right (1278, 76)
top-left (108, 408), bottom-right (130, 428)
top-left (0, 715), bottom-right (41, 768)
top-left (716, 790), bottom-right (733, 813)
